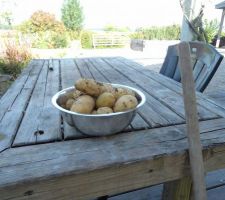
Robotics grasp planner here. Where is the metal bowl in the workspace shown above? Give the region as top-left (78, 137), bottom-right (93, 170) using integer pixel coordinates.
top-left (52, 83), bottom-right (146, 136)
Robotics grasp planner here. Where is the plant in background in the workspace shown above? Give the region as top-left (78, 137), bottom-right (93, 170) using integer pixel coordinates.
top-left (67, 30), bottom-right (80, 40)
top-left (61, 0), bottom-right (84, 32)
top-left (32, 31), bottom-right (69, 49)
top-left (18, 10), bottom-right (66, 33)
top-left (17, 11), bottom-right (69, 49)
top-left (0, 39), bottom-right (32, 77)
top-left (130, 25), bottom-right (180, 40)
top-left (104, 24), bottom-right (130, 32)
top-left (203, 19), bottom-right (219, 43)
top-left (0, 0), bottom-right (16, 29)
top-left (80, 30), bottom-right (92, 48)
top-left (51, 31), bottom-right (69, 48)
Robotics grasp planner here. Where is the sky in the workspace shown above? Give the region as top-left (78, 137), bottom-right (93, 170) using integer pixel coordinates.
top-left (2, 0), bottom-right (224, 30)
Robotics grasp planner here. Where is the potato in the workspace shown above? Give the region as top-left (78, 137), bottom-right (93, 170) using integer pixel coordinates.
top-left (66, 98), bottom-right (75, 110)
top-left (65, 90), bottom-right (76, 99)
top-left (60, 104), bottom-right (67, 110)
top-left (114, 95), bottom-right (138, 112)
top-left (114, 87), bottom-right (135, 99)
top-left (100, 83), bottom-right (115, 94)
top-left (70, 95), bottom-right (95, 114)
top-left (75, 79), bottom-right (101, 97)
top-left (96, 92), bottom-right (116, 108)
top-left (97, 107), bottom-right (113, 114)
top-left (72, 89), bottom-right (84, 99)
top-left (92, 110), bottom-right (97, 114)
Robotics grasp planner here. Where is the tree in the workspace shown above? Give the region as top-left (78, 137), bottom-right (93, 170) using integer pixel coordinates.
top-left (18, 11), bottom-right (66, 34)
top-left (0, 0), bottom-right (16, 28)
top-left (61, 0), bottom-right (84, 32)
top-left (0, 11), bottom-right (13, 26)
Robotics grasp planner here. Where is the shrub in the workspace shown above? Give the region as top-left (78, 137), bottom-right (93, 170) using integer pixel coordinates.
top-left (130, 25), bottom-right (180, 40)
top-left (27, 31), bottom-right (69, 49)
top-left (18, 11), bottom-right (66, 34)
top-left (204, 19), bottom-right (219, 43)
top-left (0, 39), bottom-right (32, 77)
top-left (104, 25), bottom-right (130, 32)
top-left (67, 30), bottom-right (80, 40)
top-left (17, 11), bottom-right (69, 49)
top-left (51, 32), bottom-right (69, 48)
top-left (80, 31), bottom-right (93, 48)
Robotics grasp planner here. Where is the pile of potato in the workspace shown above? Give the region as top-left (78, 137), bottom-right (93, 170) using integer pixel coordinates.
top-left (58, 79), bottom-right (138, 114)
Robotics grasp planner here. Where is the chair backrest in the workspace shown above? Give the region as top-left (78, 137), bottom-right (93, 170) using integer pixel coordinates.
top-left (159, 41), bottom-right (223, 92)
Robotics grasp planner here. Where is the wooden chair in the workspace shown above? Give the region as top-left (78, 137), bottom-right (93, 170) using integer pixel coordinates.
top-left (159, 41), bottom-right (223, 92)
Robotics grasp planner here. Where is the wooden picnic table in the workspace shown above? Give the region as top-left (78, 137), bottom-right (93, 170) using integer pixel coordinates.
top-left (1, 57), bottom-right (225, 200)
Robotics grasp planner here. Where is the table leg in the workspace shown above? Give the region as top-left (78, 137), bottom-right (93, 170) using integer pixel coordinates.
top-left (162, 176), bottom-right (192, 200)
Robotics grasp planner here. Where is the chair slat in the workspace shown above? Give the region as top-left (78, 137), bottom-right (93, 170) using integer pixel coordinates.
top-left (160, 42), bottom-right (223, 92)
top-left (193, 60), bottom-right (205, 81)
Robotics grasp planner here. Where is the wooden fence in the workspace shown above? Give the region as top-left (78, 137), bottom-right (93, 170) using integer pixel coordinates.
top-left (92, 33), bottom-right (130, 48)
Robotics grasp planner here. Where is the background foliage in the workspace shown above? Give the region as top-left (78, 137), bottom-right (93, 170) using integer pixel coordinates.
top-left (130, 25), bottom-right (180, 40)
top-left (203, 19), bottom-right (219, 43)
top-left (61, 0), bottom-right (84, 32)
top-left (17, 11), bottom-right (69, 48)
top-left (18, 11), bottom-right (66, 33)
top-left (0, 39), bottom-right (32, 77)
top-left (80, 30), bottom-right (93, 48)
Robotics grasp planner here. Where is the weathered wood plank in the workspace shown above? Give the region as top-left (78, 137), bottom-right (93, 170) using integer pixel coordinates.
top-left (75, 58), bottom-right (93, 79)
top-left (207, 95), bottom-right (225, 109)
top-left (117, 57), bottom-right (225, 118)
top-left (13, 60), bottom-right (61, 146)
top-left (0, 118), bottom-right (225, 200)
top-left (177, 42), bottom-right (206, 200)
top-left (0, 60), bottom-right (36, 120)
top-left (87, 58), bottom-right (183, 128)
top-left (60, 59), bottom-right (85, 139)
top-left (0, 60), bottom-right (44, 152)
top-left (36, 59), bottom-right (62, 142)
top-left (162, 176), bottom-right (192, 200)
top-left (106, 57), bottom-right (218, 121)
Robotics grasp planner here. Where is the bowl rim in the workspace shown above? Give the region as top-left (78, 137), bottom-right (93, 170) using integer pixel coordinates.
top-left (52, 83), bottom-right (146, 117)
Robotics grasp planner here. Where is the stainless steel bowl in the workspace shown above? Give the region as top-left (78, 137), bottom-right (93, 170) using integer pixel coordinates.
top-left (52, 83), bottom-right (146, 136)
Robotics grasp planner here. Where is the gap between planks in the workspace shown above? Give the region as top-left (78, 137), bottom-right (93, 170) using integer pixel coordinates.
top-left (0, 60), bottom-right (45, 152)
top-left (116, 57), bottom-right (225, 119)
top-left (84, 57), bottom-right (183, 128)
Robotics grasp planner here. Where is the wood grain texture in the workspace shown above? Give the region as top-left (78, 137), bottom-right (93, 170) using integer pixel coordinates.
top-left (60, 59), bottom-right (86, 139)
top-left (80, 58), bottom-right (147, 130)
top-left (178, 42), bottom-right (206, 200)
top-left (13, 60), bottom-right (62, 146)
top-left (117, 57), bottom-right (224, 118)
top-left (88, 57), bottom-right (183, 128)
top-left (0, 60), bottom-right (44, 151)
top-left (162, 176), bottom-right (192, 200)
top-left (0, 118), bottom-right (225, 200)
top-left (1, 57), bottom-right (225, 200)
top-left (104, 57), bottom-right (217, 121)
top-left (0, 60), bottom-right (35, 120)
